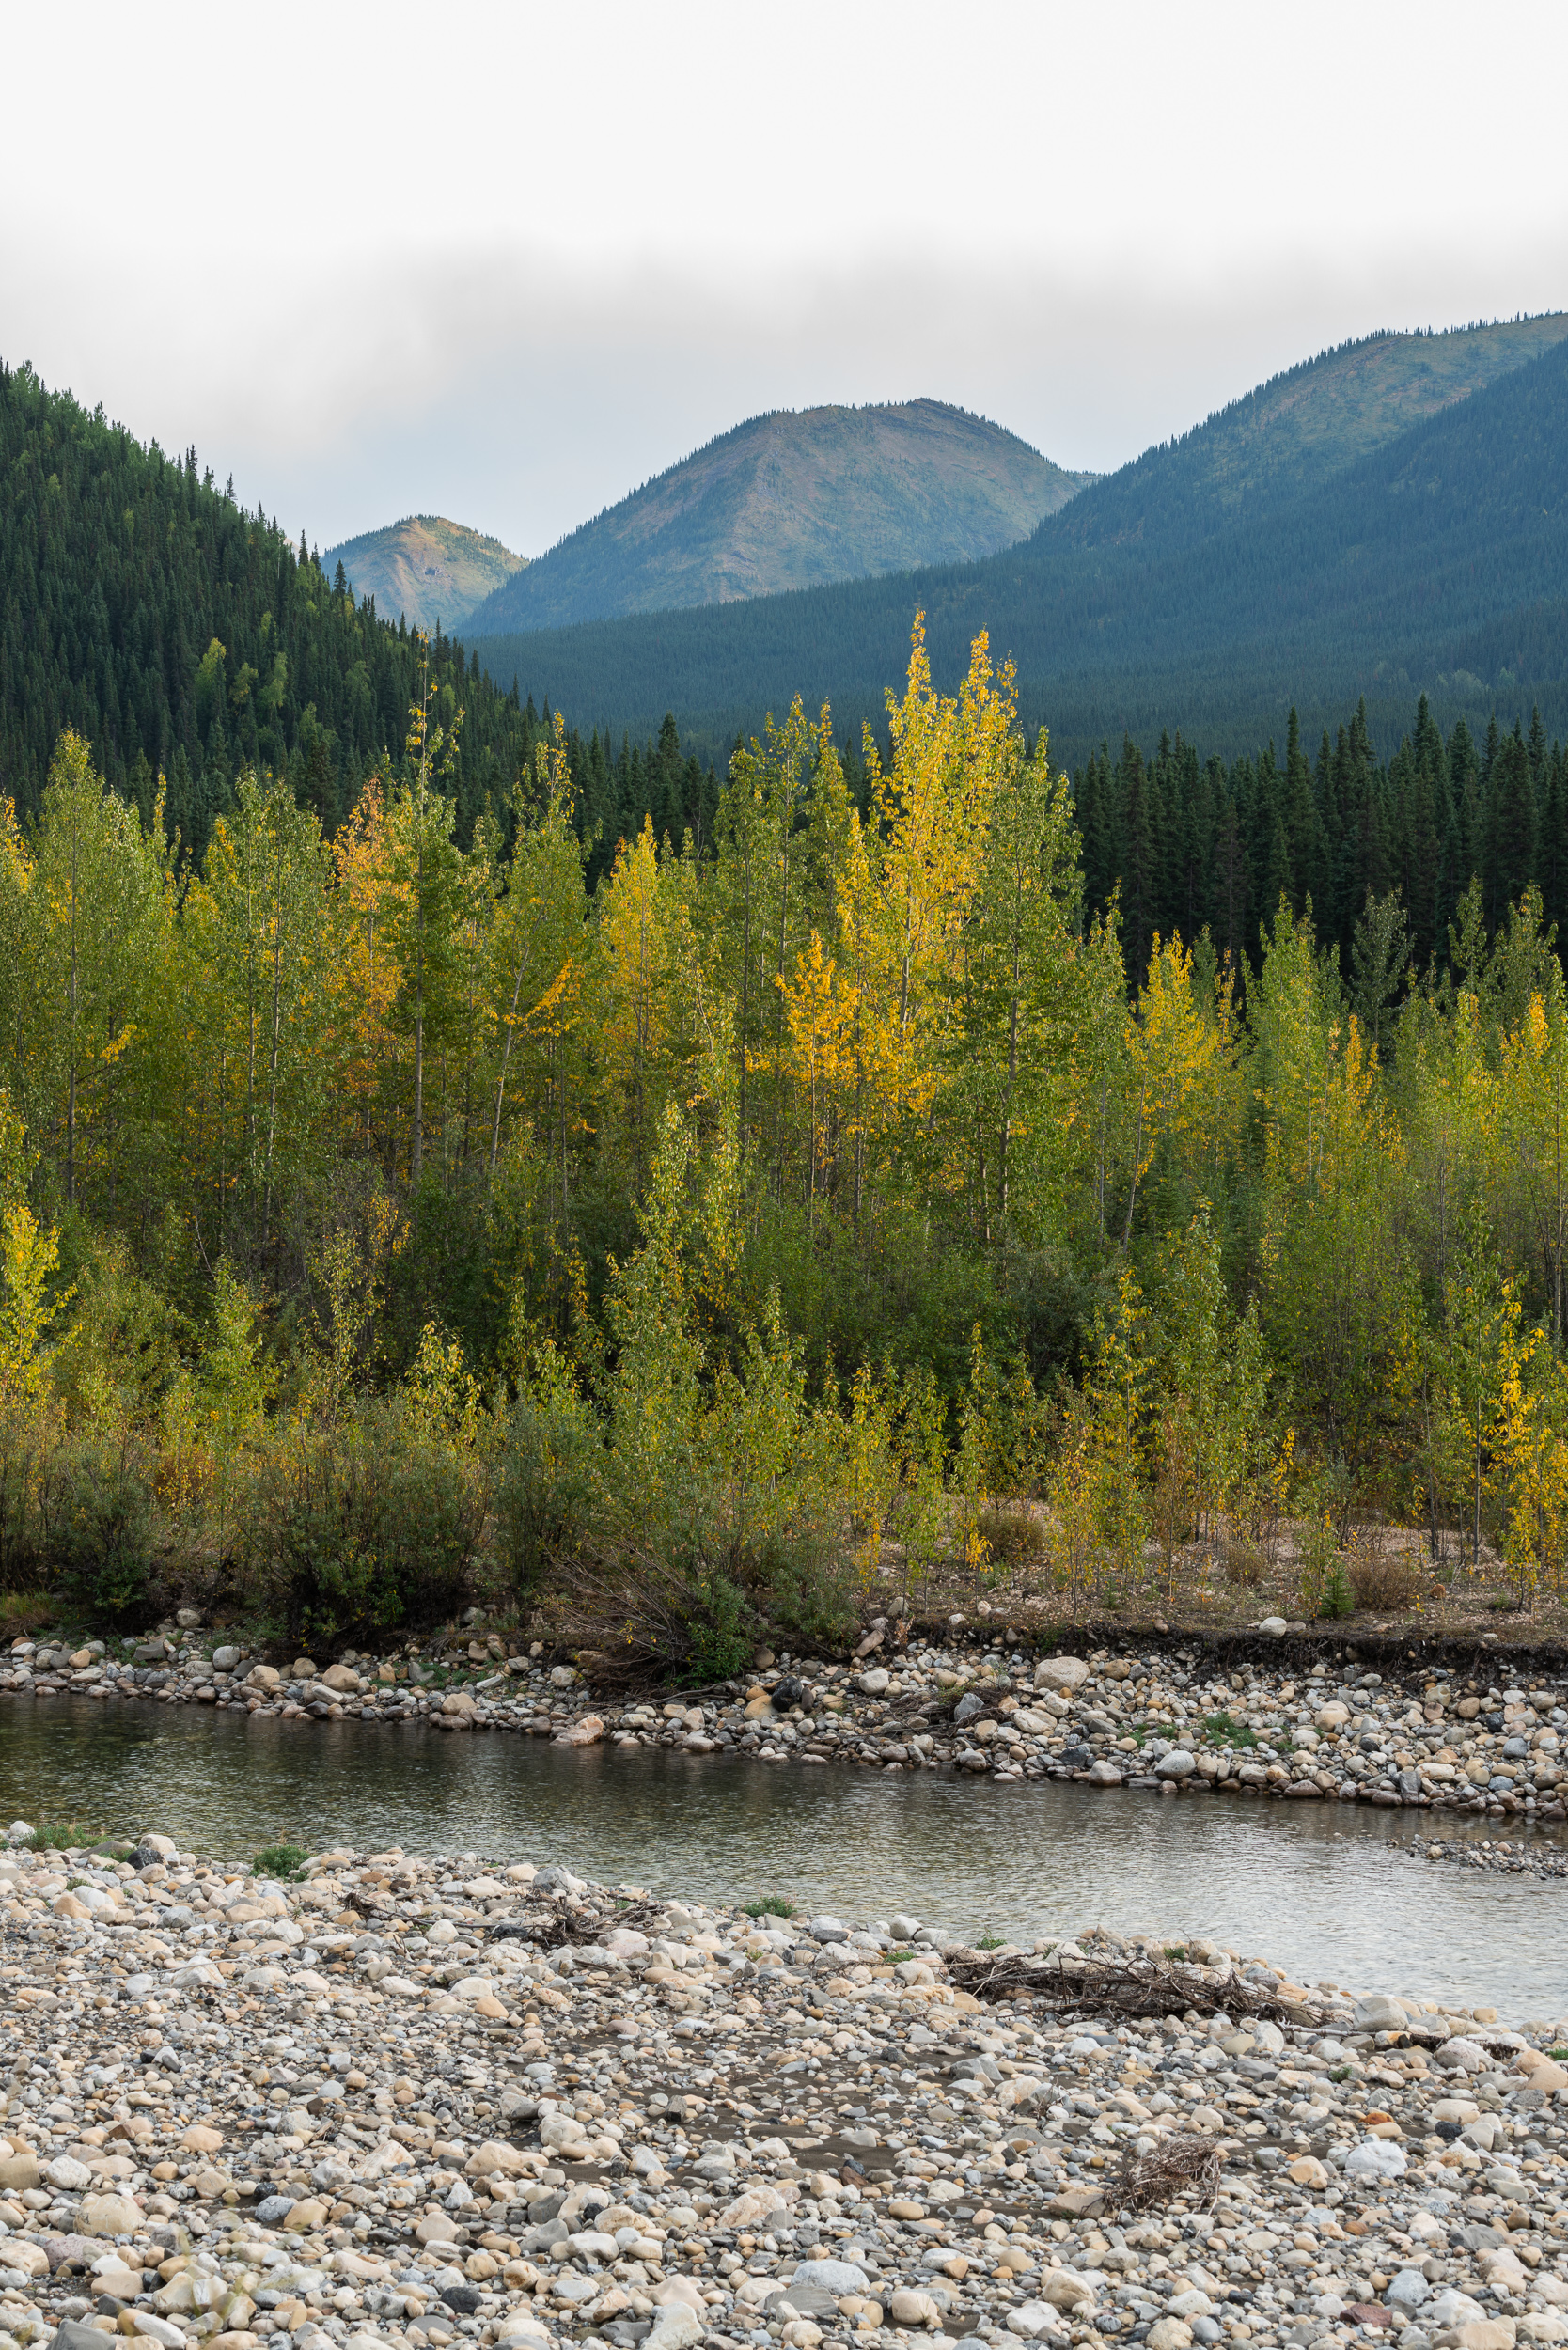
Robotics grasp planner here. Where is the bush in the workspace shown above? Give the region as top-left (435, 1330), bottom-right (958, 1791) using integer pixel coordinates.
top-left (1347, 1547), bottom-right (1423, 1612)
top-left (494, 1355), bottom-right (603, 1604)
top-left (1222, 1539), bottom-right (1266, 1588)
top-left (1318, 1559), bottom-right (1356, 1618)
top-left (47, 1441), bottom-right (154, 1622)
top-left (244, 1404), bottom-right (486, 1649)
top-left (682, 1568), bottom-right (754, 1684)
top-left (750, 1532), bottom-right (860, 1648)
top-left (252, 1843), bottom-right (309, 1880)
top-left (977, 1505), bottom-right (1044, 1566)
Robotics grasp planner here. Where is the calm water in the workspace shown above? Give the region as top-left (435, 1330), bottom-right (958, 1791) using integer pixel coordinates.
top-left (2, 1696), bottom-right (1565, 2021)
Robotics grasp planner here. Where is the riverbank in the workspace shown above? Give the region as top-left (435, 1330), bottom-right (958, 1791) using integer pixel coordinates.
top-left (4, 1625), bottom-right (1566, 1826)
top-left (4, 1825), bottom-right (1568, 2350)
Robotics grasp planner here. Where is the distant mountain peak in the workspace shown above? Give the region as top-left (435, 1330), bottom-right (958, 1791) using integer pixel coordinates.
top-left (325, 513), bottom-right (526, 631)
top-left (468, 400), bottom-right (1096, 634)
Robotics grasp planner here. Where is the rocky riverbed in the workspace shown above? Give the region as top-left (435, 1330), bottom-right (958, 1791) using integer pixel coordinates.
top-left (5, 1827), bottom-right (1568, 2350)
top-left (4, 1626), bottom-right (1566, 1825)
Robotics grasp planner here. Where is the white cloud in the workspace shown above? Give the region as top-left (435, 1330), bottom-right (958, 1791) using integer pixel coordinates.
top-left (3, 0), bottom-right (1565, 553)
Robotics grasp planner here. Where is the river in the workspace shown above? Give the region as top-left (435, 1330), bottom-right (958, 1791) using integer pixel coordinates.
top-left (2, 1695), bottom-right (1564, 2019)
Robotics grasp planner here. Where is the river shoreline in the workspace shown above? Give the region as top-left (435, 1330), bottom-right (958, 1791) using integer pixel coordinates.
top-left (4, 1629), bottom-right (1566, 1831)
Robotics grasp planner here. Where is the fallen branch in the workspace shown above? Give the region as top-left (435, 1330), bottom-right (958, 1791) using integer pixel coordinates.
top-left (942, 1950), bottom-right (1317, 2026)
top-left (489, 1893), bottom-right (666, 1948)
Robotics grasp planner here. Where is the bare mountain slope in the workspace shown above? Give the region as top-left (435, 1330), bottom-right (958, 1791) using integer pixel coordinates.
top-left (325, 514), bottom-right (526, 631)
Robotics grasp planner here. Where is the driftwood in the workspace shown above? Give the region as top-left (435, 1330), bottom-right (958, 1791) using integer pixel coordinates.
top-left (942, 1949), bottom-right (1316, 2026)
top-left (489, 1893), bottom-right (666, 1948)
top-left (1115, 2135), bottom-right (1225, 2211)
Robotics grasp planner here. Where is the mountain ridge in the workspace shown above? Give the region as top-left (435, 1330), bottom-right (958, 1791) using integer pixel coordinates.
top-left (468, 398), bottom-right (1095, 633)
top-left (465, 317), bottom-right (1568, 762)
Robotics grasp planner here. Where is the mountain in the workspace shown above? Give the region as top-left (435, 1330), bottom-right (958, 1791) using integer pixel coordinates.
top-left (0, 362), bottom-right (541, 854)
top-left (323, 513), bottom-right (526, 631)
top-left (466, 400), bottom-right (1094, 633)
top-left (467, 317), bottom-right (1568, 762)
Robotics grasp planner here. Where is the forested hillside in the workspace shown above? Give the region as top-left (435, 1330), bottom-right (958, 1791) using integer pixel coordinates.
top-left (469, 321), bottom-right (1568, 762)
top-left (469, 400), bottom-right (1092, 633)
top-left (0, 363), bottom-right (537, 855)
top-left (323, 514), bottom-right (526, 632)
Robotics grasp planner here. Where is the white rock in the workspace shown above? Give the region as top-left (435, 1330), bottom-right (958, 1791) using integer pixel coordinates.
top-left (1435, 2037), bottom-right (1490, 2072)
top-left (1346, 2138), bottom-right (1406, 2179)
top-left (1011, 2304), bottom-right (1070, 2342)
top-left (1156, 1750), bottom-right (1195, 1778)
top-left (1035, 1656), bottom-right (1090, 1695)
top-left (645, 2306), bottom-right (703, 2350)
top-left (791, 2261), bottom-right (870, 2295)
top-left (43, 2154), bottom-right (92, 2190)
top-left (1387, 2270), bottom-right (1431, 2310)
top-left (1431, 2292), bottom-right (1488, 2328)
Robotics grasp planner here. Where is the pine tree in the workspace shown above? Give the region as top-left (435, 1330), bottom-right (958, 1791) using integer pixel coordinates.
top-left (1486, 729), bottom-right (1539, 924)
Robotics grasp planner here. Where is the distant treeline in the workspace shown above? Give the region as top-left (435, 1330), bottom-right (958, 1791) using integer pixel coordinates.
top-left (1075, 697), bottom-right (1566, 983)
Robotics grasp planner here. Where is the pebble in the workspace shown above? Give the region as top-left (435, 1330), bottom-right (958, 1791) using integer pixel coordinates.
top-left (2, 1834), bottom-right (1568, 2350)
top-left (3, 1629), bottom-right (1566, 1828)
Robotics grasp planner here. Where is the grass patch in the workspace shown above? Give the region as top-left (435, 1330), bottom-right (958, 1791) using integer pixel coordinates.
top-left (23, 1822), bottom-right (102, 1851)
top-left (0, 1591), bottom-right (53, 1629)
top-left (1164, 1944), bottom-right (1189, 1961)
top-left (745, 1895), bottom-right (795, 1918)
top-left (977, 1934), bottom-right (1005, 1950)
top-left (252, 1842), bottom-right (311, 1881)
top-left (1203, 1712), bottom-right (1259, 1749)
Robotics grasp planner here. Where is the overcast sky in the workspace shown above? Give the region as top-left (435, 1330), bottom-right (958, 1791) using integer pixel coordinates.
top-left (5, 0), bottom-right (1566, 558)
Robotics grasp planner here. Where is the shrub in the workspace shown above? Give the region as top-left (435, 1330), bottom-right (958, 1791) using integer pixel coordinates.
top-left (243, 1403), bottom-right (486, 1649)
top-left (749, 1531), bottom-right (860, 1648)
top-left (745, 1895), bottom-right (794, 1918)
top-left (494, 1351), bottom-right (603, 1604)
top-left (977, 1505), bottom-right (1045, 1566)
top-left (1347, 1547), bottom-right (1422, 1612)
top-left (253, 1843), bottom-right (309, 1880)
top-left (47, 1441), bottom-right (154, 1622)
top-left (1316, 1559), bottom-right (1355, 1617)
top-left (682, 1567), bottom-right (754, 1684)
top-left (1222, 1539), bottom-right (1266, 1588)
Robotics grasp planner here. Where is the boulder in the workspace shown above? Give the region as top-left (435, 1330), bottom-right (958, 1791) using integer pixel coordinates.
top-left (1035, 1655), bottom-right (1090, 1695)
top-left (43, 2154), bottom-right (93, 2191)
top-left (888, 2292), bottom-right (944, 2329)
top-left (645, 2305), bottom-right (704, 2350)
top-left (78, 2192), bottom-right (143, 2235)
top-left (1435, 2037), bottom-right (1489, 2073)
top-left (791, 2261), bottom-right (870, 2295)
